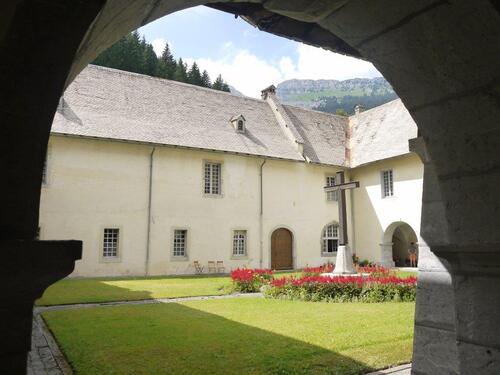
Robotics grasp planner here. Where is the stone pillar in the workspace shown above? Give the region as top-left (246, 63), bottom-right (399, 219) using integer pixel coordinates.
top-left (1, 240), bottom-right (81, 374)
top-left (379, 243), bottom-right (395, 268)
top-left (0, 1), bottom-right (104, 373)
top-left (436, 251), bottom-right (500, 374)
top-left (409, 138), bottom-right (460, 375)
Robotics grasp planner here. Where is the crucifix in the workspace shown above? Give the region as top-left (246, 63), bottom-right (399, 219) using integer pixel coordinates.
top-left (324, 171), bottom-right (360, 274)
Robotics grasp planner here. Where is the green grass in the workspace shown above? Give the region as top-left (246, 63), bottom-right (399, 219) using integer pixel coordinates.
top-left (395, 271), bottom-right (418, 279)
top-left (36, 274), bottom-right (232, 306)
top-left (36, 270), bottom-right (417, 306)
top-left (43, 298), bottom-right (415, 375)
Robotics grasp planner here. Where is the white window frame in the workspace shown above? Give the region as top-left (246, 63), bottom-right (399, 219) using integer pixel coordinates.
top-left (322, 223), bottom-right (339, 256)
top-left (172, 229), bottom-right (188, 260)
top-left (325, 175), bottom-right (338, 201)
top-left (381, 169), bottom-right (394, 198)
top-left (102, 228), bottom-right (120, 260)
top-left (232, 230), bottom-right (247, 257)
top-left (203, 161), bottom-right (222, 196)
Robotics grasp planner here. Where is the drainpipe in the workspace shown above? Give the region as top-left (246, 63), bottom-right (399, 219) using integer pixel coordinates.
top-left (259, 159), bottom-right (266, 268)
top-left (349, 173), bottom-right (356, 256)
top-left (145, 147), bottom-right (156, 276)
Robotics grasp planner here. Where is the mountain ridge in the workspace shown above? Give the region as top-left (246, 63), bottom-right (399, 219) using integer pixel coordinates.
top-left (276, 77), bottom-right (397, 115)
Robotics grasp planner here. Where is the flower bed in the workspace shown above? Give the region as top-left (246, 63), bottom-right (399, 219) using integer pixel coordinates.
top-left (264, 274), bottom-right (417, 303)
top-left (230, 268), bottom-right (273, 293)
top-left (231, 266), bottom-right (416, 303)
top-left (302, 263), bottom-right (334, 276)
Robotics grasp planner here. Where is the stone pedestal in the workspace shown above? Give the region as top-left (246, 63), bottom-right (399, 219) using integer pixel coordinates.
top-left (332, 245), bottom-right (356, 274)
top-left (0, 240), bottom-right (81, 374)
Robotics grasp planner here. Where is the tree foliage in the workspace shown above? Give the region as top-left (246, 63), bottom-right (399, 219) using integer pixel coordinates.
top-left (92, 32), bottom-right (231, 92)
top-left (314, 93), bottom-right (398, 115)
top-left (212, 74), bottom-right (230, 92)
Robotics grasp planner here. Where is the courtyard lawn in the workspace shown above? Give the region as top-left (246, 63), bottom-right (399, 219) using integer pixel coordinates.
top-left (36, 275), bottom-right (232, 306)
top-left (43, 298), bottom-right (415, 375)
top-left (36, 270), bottom-right (417, 306)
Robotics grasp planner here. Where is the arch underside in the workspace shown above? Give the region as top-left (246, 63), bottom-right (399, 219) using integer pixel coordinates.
top-left (1, 1), bottom-right (499, 374)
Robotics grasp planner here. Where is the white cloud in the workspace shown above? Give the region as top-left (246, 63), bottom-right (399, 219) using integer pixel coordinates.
top-left (185, 43), bottom-right (381, 98)
top-left (293, 44), bottom-right (381, 80)
top-left (151, 38), bottom-right (166, 57)
top-left (186, 50), bottom-right (283, 98)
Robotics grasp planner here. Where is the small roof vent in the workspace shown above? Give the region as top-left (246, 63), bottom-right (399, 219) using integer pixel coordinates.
top-left (230, 114), bottom-right (246, 133)
top-left (354, 104), bottom-right (365, 115)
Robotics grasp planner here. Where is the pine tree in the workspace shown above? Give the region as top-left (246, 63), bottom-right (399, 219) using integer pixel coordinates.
top-left (212, 74), bottom-right (224, 90)
top-left (201, 70), bottom-right (211, 88)
top-left (123, 31), bottom-right (143, 73)
top-left (187, 62), bottom-right (202, 86)
top-left (142, 44), bottom-right (158, 77)
top-left (158, 42), bottom-right (176, 79)
top-left (173, 58), bottom-right (188, 82)
top-left (92, 31), bottom-right (233, 91)
top-left (212, 74), bottom-right (231, 92)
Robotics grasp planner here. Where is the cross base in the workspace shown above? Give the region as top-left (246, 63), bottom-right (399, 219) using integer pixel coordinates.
top-left (332, 245), bottom-right (357, 274)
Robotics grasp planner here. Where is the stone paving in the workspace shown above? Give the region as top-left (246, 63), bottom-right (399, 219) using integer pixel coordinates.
top-left (27, 314), bottom-right (72, 375)
top-left (28, 293), bottom-right (411, 374)
top-left (366, 364), bottom-right (412, 375)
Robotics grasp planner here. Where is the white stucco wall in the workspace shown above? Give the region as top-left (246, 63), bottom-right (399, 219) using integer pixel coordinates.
top-left (350, 153), bottom-right (424, 266)
top-left (40, 135), bottom-right (350, 277)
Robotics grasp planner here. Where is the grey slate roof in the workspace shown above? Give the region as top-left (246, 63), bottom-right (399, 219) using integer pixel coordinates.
top-left (349, 99), bottom-right (418, 167)
top-left (53, 65), bottom-right (417, 168)
top-left (53, 65), bottom-right (305, 162)
top-left (284, 105), bottom-right (347, 166)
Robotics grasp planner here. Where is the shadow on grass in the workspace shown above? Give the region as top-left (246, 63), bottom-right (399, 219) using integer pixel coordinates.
top-left (43, 301), bottom-right (377, 375)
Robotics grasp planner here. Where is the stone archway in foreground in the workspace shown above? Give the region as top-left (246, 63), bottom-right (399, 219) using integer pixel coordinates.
top-left (1, 1), bottom-right (499, 374)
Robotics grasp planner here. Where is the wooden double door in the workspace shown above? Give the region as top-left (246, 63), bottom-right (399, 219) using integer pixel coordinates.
top-left (271, 228), bottom-right (293, 270)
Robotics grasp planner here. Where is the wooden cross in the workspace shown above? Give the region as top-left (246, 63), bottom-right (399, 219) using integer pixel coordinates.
top-left (324, 171), bottom-right (360, 246)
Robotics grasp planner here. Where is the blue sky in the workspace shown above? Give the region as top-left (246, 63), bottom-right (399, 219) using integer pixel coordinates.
top-left (139, 6), bottom-right (381, 98)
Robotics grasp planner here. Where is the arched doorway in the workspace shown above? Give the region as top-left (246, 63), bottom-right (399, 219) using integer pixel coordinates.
top-left (271, 228), bottom-right (293, 270)
top-left (382, 222), bottom-right (418, 267)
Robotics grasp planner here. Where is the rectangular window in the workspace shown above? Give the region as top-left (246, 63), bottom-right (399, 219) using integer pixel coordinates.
top-left (322, 224), bottom-right (339, 254)
top-left (382, 170), bottom-right (394, 198)
top-left (204, 162), bottom-right (221, 195)
top-left (103, 228), bottom-right (119, 258)
top-left (325, 176), bottom-right (338, 201)
top-left (232, 230), bottom-right (247, 256)
top-left (173, 229), bottom-right (187, 257)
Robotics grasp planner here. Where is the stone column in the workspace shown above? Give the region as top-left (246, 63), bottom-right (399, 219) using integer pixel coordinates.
top-left (379, 243), bottom-right (395, 268)
top-left (0, 1), bottom-right (105, 373)
top-left (409, 138), bottom-right (460, 374)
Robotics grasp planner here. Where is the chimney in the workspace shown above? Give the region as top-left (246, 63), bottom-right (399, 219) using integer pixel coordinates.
top-left (261, 85), bottom-right (277, 100)
top-left (354, 104), bottom-right (365, 115)
top-left (261, 84), bottom-right (305, 156)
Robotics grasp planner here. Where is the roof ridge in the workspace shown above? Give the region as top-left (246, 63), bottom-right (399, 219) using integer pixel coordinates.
top-left (350, 98), bottom-right (402, 116)
top-left (282, 103), bottom-right (348, 120)
top-left (87, 64), bottom-right (267, 104)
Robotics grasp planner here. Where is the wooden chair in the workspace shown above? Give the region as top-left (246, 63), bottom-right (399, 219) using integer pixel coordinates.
top-left (193, 261), bottom-right (204, 274)
top-left (216, 261), bottom-right (225, 274)
top-left (208, 261), bottom-right (217, 273)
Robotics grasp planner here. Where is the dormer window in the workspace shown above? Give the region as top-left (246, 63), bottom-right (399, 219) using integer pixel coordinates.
top-left (230, 114), bottom-right (246, 133)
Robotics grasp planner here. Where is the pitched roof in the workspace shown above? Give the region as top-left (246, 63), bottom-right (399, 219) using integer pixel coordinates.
top-left (52, 65), bottom-right (418, 168)
top-left (53, 65), bottom-right (305, 162)
top-left (349, 99), bottom-right (417, 167)
top-left (283, 105), bottom-right (347, 166)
